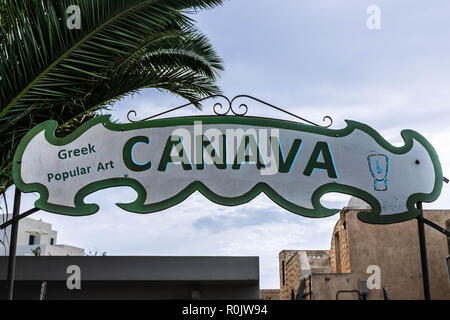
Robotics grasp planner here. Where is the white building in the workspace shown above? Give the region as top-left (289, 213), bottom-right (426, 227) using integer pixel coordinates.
top-left (0, 216), bottom-right (84, 256)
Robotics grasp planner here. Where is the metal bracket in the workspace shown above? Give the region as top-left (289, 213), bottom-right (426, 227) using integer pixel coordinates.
top-left (127, 94), bottom-right (333, 128)
top-left (419, 216), bottom-right (450, 237)
top-left (0, 207), bottom-right (40, 230)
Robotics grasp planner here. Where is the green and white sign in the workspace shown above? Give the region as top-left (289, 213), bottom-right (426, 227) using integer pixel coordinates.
top-left (12, 115), bottom-right (443, 224)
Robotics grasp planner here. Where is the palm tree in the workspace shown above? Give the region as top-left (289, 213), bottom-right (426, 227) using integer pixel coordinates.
top-left (0, 0), bottom-right (224, 196)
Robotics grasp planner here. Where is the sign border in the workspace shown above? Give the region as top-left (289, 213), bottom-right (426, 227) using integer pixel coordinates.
top-left (12, 115), bottom-right (443, 224)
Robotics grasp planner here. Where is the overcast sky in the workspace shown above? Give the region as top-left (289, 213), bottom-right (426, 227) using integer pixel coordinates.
top-left (2, 0), bottom-right (450, 289)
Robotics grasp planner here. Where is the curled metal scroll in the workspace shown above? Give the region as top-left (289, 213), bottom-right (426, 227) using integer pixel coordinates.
top-left (127, 94), bottom-right (333, 128)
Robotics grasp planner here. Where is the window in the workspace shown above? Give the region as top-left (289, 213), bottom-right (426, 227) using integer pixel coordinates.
top-left (335, 233), bottom-right (341, 273)
top-left (28, 234), bottom-right (40, 245)
top-left (282, 261), bottom-right (286, 286)
top-left (50, 238), bottom-right (54, 245)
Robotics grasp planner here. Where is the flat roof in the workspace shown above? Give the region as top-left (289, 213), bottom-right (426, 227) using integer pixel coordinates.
top-left (0, 256), bottom-right (259, 282)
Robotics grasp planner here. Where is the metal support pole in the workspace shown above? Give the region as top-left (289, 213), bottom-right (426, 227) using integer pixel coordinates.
top-left (308, 275), bottom-right (312, 300)
top-left (416, 201), bottom-right (431, 300)
top-left (6, 187), bottom-right (21, 300)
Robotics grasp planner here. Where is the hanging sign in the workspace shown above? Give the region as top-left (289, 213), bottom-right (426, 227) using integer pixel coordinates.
top-left (12, 115), bottom-right (443, 224)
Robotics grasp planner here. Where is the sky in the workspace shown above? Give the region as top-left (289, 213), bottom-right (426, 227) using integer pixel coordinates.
top-left (2, 0), bottom-right (450, 289)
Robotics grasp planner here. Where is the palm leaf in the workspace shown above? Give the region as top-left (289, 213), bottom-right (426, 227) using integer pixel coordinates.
top-left (0, 0), bottom-right (224, 193)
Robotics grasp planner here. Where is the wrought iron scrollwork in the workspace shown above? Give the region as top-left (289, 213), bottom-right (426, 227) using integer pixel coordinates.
top-left (127, 94), bottom-right (333, 128)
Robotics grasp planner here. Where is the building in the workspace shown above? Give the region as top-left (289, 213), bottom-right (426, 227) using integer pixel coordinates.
top-left (0, 256), bottom-right (260, 300)
top-left (278, 197), bottom-right (450, 300)
top-left (0, 216), bottom-right (84, 256)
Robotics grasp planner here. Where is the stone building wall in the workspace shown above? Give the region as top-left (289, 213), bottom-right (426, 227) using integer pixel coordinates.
top-left (330, 211), bottom-right (351, 274)
top-left (279, 250), bottom-right (302, 300)
top-left (344, 209), bottom-right (450, 300)
top-left (278, 202), bottom-right (450, 300)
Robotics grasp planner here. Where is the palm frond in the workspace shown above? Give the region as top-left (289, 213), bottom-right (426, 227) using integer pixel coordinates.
top-left (0, 0), bottom-right (223, 193)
